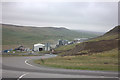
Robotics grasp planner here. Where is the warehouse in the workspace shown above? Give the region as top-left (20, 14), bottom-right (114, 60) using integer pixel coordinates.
top-left (33, 43), bottom-right (45, 52)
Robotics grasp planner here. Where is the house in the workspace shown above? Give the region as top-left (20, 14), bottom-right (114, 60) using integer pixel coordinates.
top-left (33, 43), bottom-right (45, 52)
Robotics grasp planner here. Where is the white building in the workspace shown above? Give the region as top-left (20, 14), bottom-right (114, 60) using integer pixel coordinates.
top-left (74, 38), bottom-right (88, 43)
top-left (33, 43), bottom-right (45, 51)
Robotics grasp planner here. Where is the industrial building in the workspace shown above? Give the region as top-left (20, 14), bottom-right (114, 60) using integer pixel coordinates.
top-left (45, 43), bottom-right (51, 51)
top-left (33, 43), bottom-right (45, 52)
top-left (56, 39), bottom-right (69, 47)
top-left (33, 43), bottom-right (51, 52)
top-left (74, 38), bottom-right (88, 43)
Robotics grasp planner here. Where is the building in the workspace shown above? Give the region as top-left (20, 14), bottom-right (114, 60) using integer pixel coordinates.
top-left (68, 41), bottom-right (74, 45)
top-left (74, 38), bottom-right (88, 43)
top-left (63, 40), bottom-right (68, 45)
top-left (56, 39), bottom-right (69, 48)
top-left (58, 39), bottom-right (63, 46)
top-left (45, 43), bottom-right (51, 51)
top-left (33, 43), bottom-right (45, 52)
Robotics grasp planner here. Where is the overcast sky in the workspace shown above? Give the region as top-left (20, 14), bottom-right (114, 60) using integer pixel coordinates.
top-left (1, 1), bottom-right (118, 32)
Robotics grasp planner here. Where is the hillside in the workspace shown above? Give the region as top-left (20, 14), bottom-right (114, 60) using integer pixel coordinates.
top-left (34, 26), bottom-right (119, 71)
top-left (54, 25), bottom-right (119, 56)
top-left (104, 25), bottom-right (120, 35)
top-left (35, 26), bottom-right (119, 71)
top-left (2, 24), bottom-right (100, 49)
top-left (88, 26), bottom-right (119, 42)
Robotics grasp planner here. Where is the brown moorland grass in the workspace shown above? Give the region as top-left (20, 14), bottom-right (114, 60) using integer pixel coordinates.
top-left (34, 48), bottom-right (118, 71)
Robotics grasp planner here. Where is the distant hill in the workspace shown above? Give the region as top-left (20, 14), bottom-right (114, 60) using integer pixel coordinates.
top-left (74, 30), bottom-right (104, 36)
top-left (55, 25), bottom-right (119, 56)
top-left (2, 24), bottom-right (100, 49)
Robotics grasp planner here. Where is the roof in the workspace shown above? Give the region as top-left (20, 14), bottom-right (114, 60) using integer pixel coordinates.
top-left (34, 43), bottom-right (45, 47)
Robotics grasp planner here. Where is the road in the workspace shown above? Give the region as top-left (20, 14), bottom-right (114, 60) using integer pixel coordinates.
top-left (2, 54), bottom-right (119, 79)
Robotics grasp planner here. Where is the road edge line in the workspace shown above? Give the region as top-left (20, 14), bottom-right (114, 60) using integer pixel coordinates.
top-left (25, 59), bottom-right (34, 67)
top-left (17, 73), bottom-right (29, 80)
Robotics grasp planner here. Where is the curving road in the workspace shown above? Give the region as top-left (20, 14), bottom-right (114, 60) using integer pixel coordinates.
top-left (2, 54), bottom-right (118, 79)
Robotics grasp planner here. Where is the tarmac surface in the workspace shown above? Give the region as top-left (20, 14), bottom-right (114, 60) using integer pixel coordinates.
top-left (1, 54), bottom-right (119, 79)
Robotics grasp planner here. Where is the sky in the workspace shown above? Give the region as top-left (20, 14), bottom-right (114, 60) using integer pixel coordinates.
top-left (1, 1), bottom-right (118, 32)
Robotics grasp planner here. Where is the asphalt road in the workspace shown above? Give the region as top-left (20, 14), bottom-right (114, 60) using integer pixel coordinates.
top-left (2, 54), bottom-right (119, 79)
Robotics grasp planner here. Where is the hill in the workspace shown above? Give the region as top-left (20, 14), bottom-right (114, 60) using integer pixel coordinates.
top-left (34, 25), bottom-right (119, 71)
top-left (54, 25), bottom-right (119, 56)
top-left (2, 24), bottom-right (100, 49)
top-left (104, 25), bottom-right (120, 35)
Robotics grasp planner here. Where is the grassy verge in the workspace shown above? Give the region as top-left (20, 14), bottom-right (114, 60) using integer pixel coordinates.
top-left (38, 51), bottom-right (50, 54)
top-left (34, 48), bottom-right (118, 71)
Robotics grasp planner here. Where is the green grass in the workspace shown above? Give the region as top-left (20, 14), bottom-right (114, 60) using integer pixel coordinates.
top-left (38, 51), bottom-right (50, 54)
top-left (34, 48), bottom-right (118, 71)
top-left (87, 26), bottom-right (119, 42)
top-left (34, 26), bottom-right (119, 71)
top-left (88, 34), bottom-right (118, 42)
top-left (2, 24), bottom-right (100, 49)
top-left (92, 49), bottom-right (118, 58)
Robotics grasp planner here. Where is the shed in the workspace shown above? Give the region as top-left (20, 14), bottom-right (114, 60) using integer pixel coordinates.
top-left (33, 43), bottom-right (45, 51)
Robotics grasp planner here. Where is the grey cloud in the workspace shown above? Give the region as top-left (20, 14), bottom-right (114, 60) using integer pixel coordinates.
top-left (2, 2), bottom-right (118, 32)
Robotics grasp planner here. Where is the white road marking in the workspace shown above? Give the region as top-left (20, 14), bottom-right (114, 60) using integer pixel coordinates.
top-left (17, 73), bottom-right (28, 80)
top-left (25, 55), bottom-right (57, 67)
top-left (24, 56), bottom-right (118, 78)
top-left (25, 59), bottom-right (34, 67)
